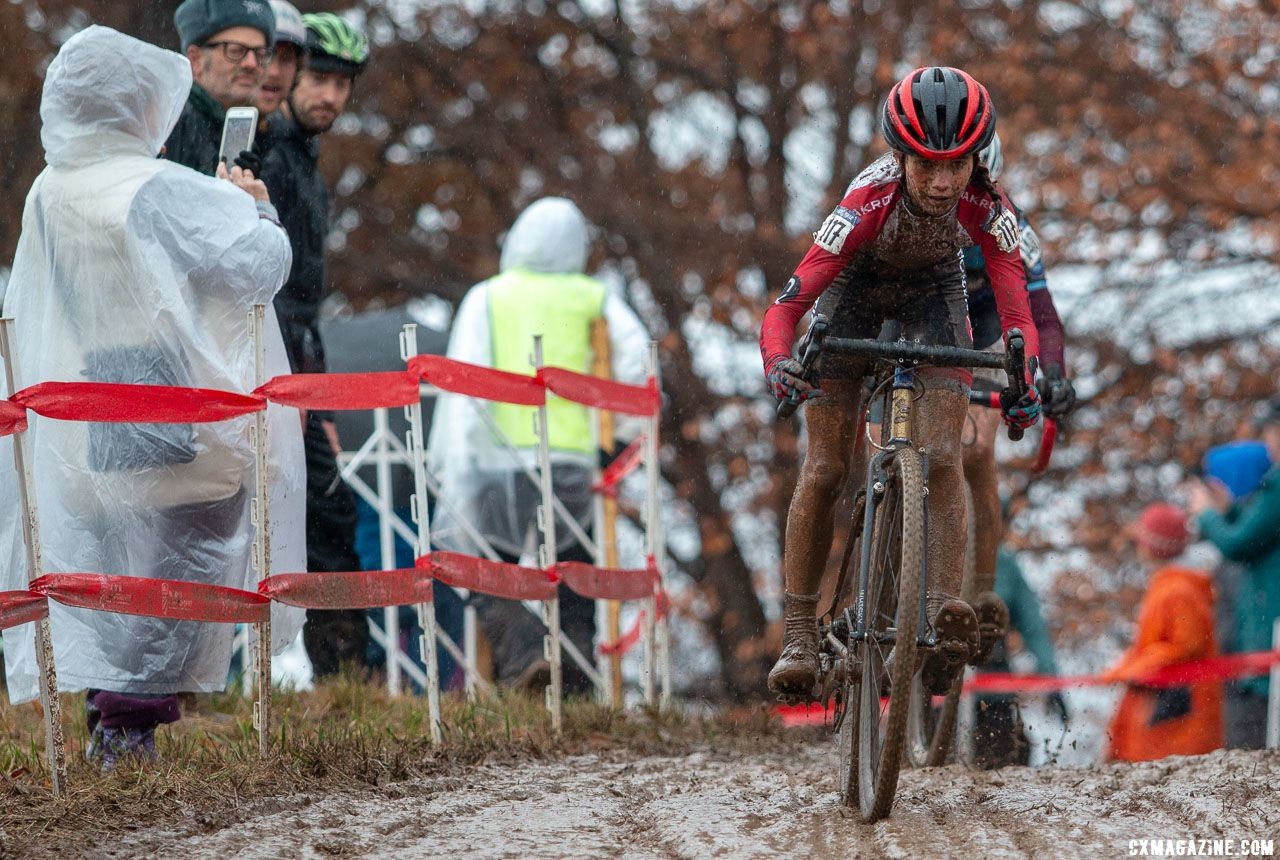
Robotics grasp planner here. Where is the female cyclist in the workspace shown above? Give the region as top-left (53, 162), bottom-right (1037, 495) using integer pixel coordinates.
top-left (761, 67), bottom-right (1042, 700)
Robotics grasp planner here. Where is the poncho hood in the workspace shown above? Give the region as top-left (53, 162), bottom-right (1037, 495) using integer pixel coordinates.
top-left (499, 197), bottom-right (589, 275)
top-left (41, 25), bottom-right (192, 167)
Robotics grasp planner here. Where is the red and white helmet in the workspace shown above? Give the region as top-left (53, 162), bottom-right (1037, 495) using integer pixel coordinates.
top-left (882, 66), bottom-right (996, 160)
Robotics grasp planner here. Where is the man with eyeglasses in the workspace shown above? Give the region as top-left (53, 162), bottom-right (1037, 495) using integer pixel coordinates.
top-left (164, 0), bottom-right (276, 176)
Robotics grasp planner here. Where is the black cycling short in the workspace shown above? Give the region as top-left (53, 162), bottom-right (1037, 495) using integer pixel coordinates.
top-left (813, 254), bottom-right (972, 386)
top-left (966, 283), bottom-right (1003, 352)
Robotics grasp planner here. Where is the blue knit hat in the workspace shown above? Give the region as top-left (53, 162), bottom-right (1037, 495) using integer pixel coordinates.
top-left (174, 0), bottom-right (276, 51)
top-left (1204, 440), bottom-right (1272, 500)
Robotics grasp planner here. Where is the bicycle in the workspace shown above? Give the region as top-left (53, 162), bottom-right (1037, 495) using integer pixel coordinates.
top-left (778, 313), bottom-right (1033, 822)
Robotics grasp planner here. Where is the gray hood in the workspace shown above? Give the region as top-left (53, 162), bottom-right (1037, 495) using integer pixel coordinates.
top-left (499, 197), bottom-right (589, 275)
top-left (41, 25), bottom-right (192, 167)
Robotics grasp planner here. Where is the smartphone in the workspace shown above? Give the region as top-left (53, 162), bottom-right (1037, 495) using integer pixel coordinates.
top-left (218, 106), bottom-right (259, 167)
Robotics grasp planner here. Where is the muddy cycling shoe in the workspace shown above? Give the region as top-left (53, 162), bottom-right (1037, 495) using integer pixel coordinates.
top-left (970, 590), bottom-right (1010, 666)
top-left (920, 597), bottom-right (980, 696)
top-left (767, 590), bottom-right (821, 701)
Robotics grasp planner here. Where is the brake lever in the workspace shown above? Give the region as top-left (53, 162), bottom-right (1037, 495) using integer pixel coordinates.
top-left (1002, 329), bottom-right (1027, 442)
top-left (777, 314), bottom-right (829, 419)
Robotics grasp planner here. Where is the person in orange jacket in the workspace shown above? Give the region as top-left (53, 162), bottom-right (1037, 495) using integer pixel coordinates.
top-left (1101, 503), bottom-right (1225, 762)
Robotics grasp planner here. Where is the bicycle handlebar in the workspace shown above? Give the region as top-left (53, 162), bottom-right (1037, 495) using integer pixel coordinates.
top-left (777, 314), bottom-right (1035, 442)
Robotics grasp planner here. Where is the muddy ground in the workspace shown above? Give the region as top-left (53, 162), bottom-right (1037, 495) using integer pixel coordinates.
top-left (65, 736), bottom-right (1280, 859)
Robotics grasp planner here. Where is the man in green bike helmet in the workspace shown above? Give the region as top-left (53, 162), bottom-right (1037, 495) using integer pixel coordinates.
top-left (302, 11), bottom-right (369, 77)
top-left (256, 11), bottom-right (372, 678)
top-left (283, 13), bottom-right (366, 135)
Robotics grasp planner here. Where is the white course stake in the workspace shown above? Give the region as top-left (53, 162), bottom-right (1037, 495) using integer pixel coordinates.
top-left (641, 344), bottom-right (658, 708)
top-left (249, 305), bottom-right (272, 755)
top-left (590, 433), bottom-right (612, 707)
top-left (0, 318), bottom-right (66, 797)
top-left (649, 340), bottom-right (672, 709)
top-left (588, 385), bottom-right (612, 707)
top-left (533, 337), bottom-right (563, 733)
top-left (463, 602), bottom-right (479, 701)
top-left (373, 406), bottom-right (401, 696)
top-left (401, 324), bottom-right (443, 744)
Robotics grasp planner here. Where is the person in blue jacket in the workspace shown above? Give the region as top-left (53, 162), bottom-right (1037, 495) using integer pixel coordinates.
top-left (1189, 399), bottom-right (1280, 749)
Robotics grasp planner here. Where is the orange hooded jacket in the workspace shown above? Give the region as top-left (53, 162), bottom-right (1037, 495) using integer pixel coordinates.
top-left (1101, 566), bottom-right (1224, 762)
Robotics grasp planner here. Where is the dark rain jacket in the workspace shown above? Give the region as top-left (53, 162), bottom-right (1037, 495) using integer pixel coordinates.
top-left (161, 84), bottom-right (224, 177)
top-left (258, 111), bottom-right (328, 374)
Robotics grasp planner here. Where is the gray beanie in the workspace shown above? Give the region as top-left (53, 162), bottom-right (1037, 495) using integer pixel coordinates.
top-left (174, 0), bottom-right (276, 50)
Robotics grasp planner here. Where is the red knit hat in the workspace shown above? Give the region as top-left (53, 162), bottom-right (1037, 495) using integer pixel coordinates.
top-left (1133, 503), bottom-right (1190, 559)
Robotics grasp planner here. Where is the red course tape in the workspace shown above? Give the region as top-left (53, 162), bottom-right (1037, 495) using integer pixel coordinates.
top-left (540, 368), bottom-right (659, 416)
top-left (422, 551), bottom-right (559, 601)
top-left (410, 354), bottom-right (545, 406)
top-left (595, 435), bottom-right (646, 496)
top-left (256, 372), bottom-right (421, 411)
top-left (261, 569), bottom-right (432, 609)
top-left (966, 650), bottom-right (1280, 694)
top-left (597, 590), bottom-right (669, 657)
top-left (14, 381), bottom-right (265, 424)
top-left (31, 573), bottom-right (269, 623)
top-left (557, 561), bottom-right (658, 601)
top-left (0, 400), bottom-right (27, 437)
top-left (0, 590), bottom-right (49, 631)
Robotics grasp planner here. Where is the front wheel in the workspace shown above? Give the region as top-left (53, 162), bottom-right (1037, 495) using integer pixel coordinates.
top-left (856, 446), bottom-right (925, 822)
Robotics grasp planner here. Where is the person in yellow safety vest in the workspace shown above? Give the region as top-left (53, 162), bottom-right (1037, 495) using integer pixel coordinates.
top-left (426, 197), bottom-right (650, 694)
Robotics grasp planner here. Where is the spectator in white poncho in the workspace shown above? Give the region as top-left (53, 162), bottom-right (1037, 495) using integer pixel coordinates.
top-left (427, 197), bottom-right (649, 693)
top-left (0, 25), bottom-right (305, 767)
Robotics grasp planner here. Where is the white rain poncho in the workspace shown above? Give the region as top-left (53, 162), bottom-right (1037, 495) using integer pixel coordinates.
top-left (426, 198), bottom-right (649, 559)
top-left (0, 26), bottom-right (305, 702)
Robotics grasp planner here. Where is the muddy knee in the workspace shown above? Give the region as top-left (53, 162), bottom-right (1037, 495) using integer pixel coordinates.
top-left (795, 455), bottom-right (849, 506)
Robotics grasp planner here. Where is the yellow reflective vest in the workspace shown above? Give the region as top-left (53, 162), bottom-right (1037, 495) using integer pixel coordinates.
top-left (488, 268), bottom-right (606, 454)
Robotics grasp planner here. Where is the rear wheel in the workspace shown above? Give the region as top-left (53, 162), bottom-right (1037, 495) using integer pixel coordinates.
top-left (906, 669), bottom-right (963, 766)
top-left (856, 446), bottom-right (925, 822)
top-left (906, 479), bottom-right (982, 768)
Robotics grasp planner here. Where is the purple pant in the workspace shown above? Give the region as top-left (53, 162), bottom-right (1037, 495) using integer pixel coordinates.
top-left (89, 691), bottom-right (181, 730)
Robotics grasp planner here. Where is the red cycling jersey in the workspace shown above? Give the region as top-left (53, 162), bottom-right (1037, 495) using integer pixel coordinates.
top-left (760, 156), bottom-right (1040, 373)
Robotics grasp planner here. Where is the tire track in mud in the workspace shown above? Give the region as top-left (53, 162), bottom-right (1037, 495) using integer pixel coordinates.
top-left (106, 738), bottom-right (1279, 859)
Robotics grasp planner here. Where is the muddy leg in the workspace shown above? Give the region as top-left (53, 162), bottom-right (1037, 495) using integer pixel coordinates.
top-left (961, 404), bottom-right (1009, 663)
top-left (915, 385), bottom-right (968, 601)
top-left (914, 384), bottom-right (980, 694)
top-left (961, 405), bottom-right (1002, 595)
top-left (768, 379), bottom-right (862, 697)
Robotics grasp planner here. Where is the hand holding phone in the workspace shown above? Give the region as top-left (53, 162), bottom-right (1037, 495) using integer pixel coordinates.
top-left (216, 161), bottom-right (270, 203)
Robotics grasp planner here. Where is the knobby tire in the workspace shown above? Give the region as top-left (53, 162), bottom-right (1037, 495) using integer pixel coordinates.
top-left (855, 446), bottom-right (924, 822)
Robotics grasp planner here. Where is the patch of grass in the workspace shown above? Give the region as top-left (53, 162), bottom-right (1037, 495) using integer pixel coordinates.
top-left (0, 677), bottom-right (793, 855)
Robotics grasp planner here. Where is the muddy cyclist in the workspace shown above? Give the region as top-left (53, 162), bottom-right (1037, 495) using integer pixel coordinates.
top-left (761, 66), bottom-right (1043, 700)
